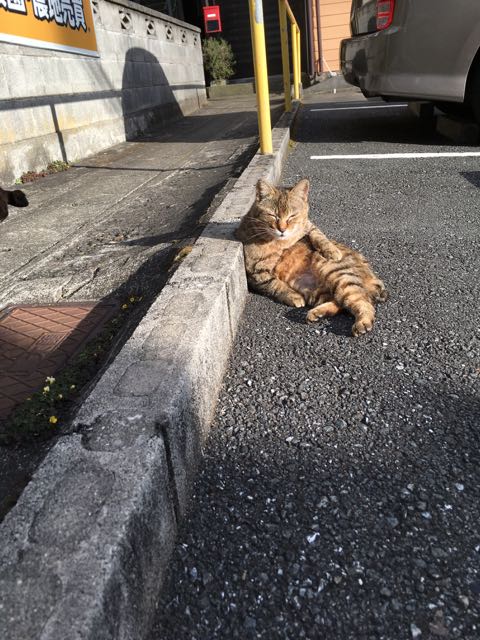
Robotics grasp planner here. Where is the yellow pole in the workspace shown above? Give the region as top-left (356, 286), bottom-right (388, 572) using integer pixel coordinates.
top-left (285, 0), bottom-right (296, 24)
top-left (291, 21), bottom-right (299, 100)
top-left (248, 0), bottom-right (272, 154)
top-left (278, 0), bottom-right (291, 112)
top-left (296, 26), bottom-right (301, 97)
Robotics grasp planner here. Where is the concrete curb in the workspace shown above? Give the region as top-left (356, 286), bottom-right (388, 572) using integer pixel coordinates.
top-left (0, 102), bottom-right (300, 640)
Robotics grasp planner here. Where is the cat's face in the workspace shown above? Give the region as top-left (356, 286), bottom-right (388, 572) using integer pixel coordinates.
top-left (254, 178), bottom-right (309, 240)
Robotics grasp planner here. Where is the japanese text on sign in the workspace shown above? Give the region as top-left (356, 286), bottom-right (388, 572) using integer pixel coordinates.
top-left (0, 0), bottom-right (97, 56)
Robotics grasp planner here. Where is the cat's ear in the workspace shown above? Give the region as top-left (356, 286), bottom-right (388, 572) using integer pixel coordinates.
top-left (256, 179), bottom-right (275, 201)
top-left (291, 178), bottom-right (310, 201)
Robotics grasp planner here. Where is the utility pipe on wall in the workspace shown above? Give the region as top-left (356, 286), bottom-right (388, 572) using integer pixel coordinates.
top-left (315, 0), bottom-right (323, 74)
top-left (278, 0), bottom-right (292, 112)
top-left (306, 0), bottom-right (314, 77)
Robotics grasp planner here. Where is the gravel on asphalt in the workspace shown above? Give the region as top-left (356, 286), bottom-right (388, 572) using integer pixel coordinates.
top-left (149, 91), bottom-right (480, 640)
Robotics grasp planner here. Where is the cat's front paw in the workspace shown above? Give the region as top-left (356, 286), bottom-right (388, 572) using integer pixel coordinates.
top-left (327, 247), bottom-right (343, 262)
top-left (288, 293), bottom-right (305, 308)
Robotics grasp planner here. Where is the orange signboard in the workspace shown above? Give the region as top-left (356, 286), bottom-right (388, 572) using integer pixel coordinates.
top-left (0, 0), bottom-right (98, 56)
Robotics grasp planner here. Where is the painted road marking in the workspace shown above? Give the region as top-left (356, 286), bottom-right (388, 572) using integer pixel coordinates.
top-left (310, 152), bottom-right (480, 160)
top-left (310, 104), bottom-right (408, 112)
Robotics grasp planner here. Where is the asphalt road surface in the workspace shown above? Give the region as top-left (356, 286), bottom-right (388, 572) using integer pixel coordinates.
top-left (149, 90), bottom-right (480, 639)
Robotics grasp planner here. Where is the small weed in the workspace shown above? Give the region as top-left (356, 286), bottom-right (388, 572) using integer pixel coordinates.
top-left (169, 245), bottom-right (193, 271)
top-left (19, 160), bottom-right (70, 184)
top-left (47, 160), bottom-right (69, 173)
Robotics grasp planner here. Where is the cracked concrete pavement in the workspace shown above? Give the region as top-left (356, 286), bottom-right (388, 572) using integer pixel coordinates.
top-left (0, 95), bottom-right (282, 308)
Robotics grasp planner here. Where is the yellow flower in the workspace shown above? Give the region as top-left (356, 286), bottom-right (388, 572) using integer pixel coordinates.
top-left (122, 303), bottom-right (128, 310)
top-left (70, 384), bottom-right (76, 390)
top-left (43, 385), bottom-right (50, 393)
top-left (57, 394), bottom-right (63, 400)
top-left (26, 397), bottom-right (32, 401)
top-left (46, 376), bottom-right (56, 384)
top-left (129, 296), bottom-right (136, 303)
top-left (49, 416), bottom-right (58, 424)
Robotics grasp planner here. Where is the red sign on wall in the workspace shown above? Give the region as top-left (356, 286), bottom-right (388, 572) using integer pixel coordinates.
top-left (203, 5), bottom-right (222, 34)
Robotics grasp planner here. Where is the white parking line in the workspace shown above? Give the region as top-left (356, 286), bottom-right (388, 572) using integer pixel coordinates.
top-left (310, 152), bottom-right (480, 160)
top-left (310, 104), bottom-right (408, 112)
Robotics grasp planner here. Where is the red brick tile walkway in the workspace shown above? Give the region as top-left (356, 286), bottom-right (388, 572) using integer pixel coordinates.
top-left (0, 303), bottom-right (116, 420)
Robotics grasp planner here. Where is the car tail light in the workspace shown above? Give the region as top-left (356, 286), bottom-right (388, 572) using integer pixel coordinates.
top-left (376, 0), bottom-right (395, 30)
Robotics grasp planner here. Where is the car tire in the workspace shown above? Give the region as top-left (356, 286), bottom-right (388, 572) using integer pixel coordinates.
top-left (467, 63), bottom-right (480, 124)
top-left (434, 101), bottom-right (471, 118)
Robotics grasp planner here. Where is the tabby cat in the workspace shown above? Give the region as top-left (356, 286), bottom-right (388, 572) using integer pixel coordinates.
top-left (0, 186), bottom-right (29, 222)
top-left (235, 178), bottom-right (387, 336)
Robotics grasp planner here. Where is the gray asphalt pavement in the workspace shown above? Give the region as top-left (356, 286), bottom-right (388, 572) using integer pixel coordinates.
top-left (149, 89), bottom-right (480, 639)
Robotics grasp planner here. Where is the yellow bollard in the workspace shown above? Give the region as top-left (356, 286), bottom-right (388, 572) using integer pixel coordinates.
top-left (291, 21), bottom-right (299, 100)
top-left (278, 0), bottom-right (291, 112)
top-left (248, 0), bottom-right (273, 154)
top-left (296, 27), bottom-right (301, 97)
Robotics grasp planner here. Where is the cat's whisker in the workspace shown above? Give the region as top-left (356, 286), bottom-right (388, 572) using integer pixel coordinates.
top-left (245, 228), bottom-right (275, 240)
top-left (251, 222), bottom-right (273, 233)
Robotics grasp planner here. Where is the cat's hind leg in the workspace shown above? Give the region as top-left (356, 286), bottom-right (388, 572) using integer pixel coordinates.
top-left (374, 280), bottom-right (389, 303)
top-left (336, 289), bottom-right (376, 336)
top-left (366, 276), bottom-right (388, 303)
top-left (306, 299), bottom-right (342, 323)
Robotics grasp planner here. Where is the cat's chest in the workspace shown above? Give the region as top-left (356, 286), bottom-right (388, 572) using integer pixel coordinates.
top-left (275, 238), bottom-right (315, 283)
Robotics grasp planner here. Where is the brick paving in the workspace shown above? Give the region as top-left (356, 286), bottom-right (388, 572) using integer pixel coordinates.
top-left (0, 303), bottom-right (116, 419)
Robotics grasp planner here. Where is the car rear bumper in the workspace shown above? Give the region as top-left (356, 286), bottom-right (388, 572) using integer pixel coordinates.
top-left (341, 30), bottom-right (401, 98)
top-left (340, 31), bottom-right (465, 102)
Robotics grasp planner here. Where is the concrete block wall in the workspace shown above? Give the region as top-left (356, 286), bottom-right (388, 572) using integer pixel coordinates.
top-left (0, 0), bottom-right (206, 184)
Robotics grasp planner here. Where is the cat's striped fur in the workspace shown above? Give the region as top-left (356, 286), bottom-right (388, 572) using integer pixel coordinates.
top-left (235, 178), bottom-right (387, 336)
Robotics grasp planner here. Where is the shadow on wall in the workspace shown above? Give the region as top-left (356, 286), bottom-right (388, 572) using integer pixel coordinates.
top-left (0, 46), bottom-right (195, 182)
top-left (121, 47), bottom-right (187, 142)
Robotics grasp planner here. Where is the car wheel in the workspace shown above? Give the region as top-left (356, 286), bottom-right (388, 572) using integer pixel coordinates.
top-left (466, 63), bottom-right (480, 124)
top-left (434, 101), bottom-right (471, 118)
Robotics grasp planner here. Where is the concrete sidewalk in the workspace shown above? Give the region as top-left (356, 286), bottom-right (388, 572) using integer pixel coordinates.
top-left (0, 93), bottom-right (282, 508)
top-left (0, 94), bottom-right (282, 307)
top-left (0, 91), bottom-right (299, 639)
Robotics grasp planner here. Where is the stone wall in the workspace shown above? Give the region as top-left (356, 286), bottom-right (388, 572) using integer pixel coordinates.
top-left (0, 0), bottom-right (206, 184)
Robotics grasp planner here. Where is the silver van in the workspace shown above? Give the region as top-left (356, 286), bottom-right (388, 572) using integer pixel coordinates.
top-left (341, 0), bottom-right (480, 120)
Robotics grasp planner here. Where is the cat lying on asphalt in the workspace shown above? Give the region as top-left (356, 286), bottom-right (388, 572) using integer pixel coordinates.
top-left (236, 178), bottom-right (387, 337)
top-left (0, 186), bottom-right (29, 222)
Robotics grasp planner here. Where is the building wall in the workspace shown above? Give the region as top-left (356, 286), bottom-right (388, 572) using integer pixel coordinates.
top-left (189, 0), bottom-right (307, 82)
top-left (0, 0), bottom-right (206, 184)
top-left (313, 0), bottom-right (351, 73)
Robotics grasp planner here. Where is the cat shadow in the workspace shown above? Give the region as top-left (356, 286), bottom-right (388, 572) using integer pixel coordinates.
top-left (123, 220), bottom-right (240, 247)
top-left (284, 307), bottom-right (354, 337)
